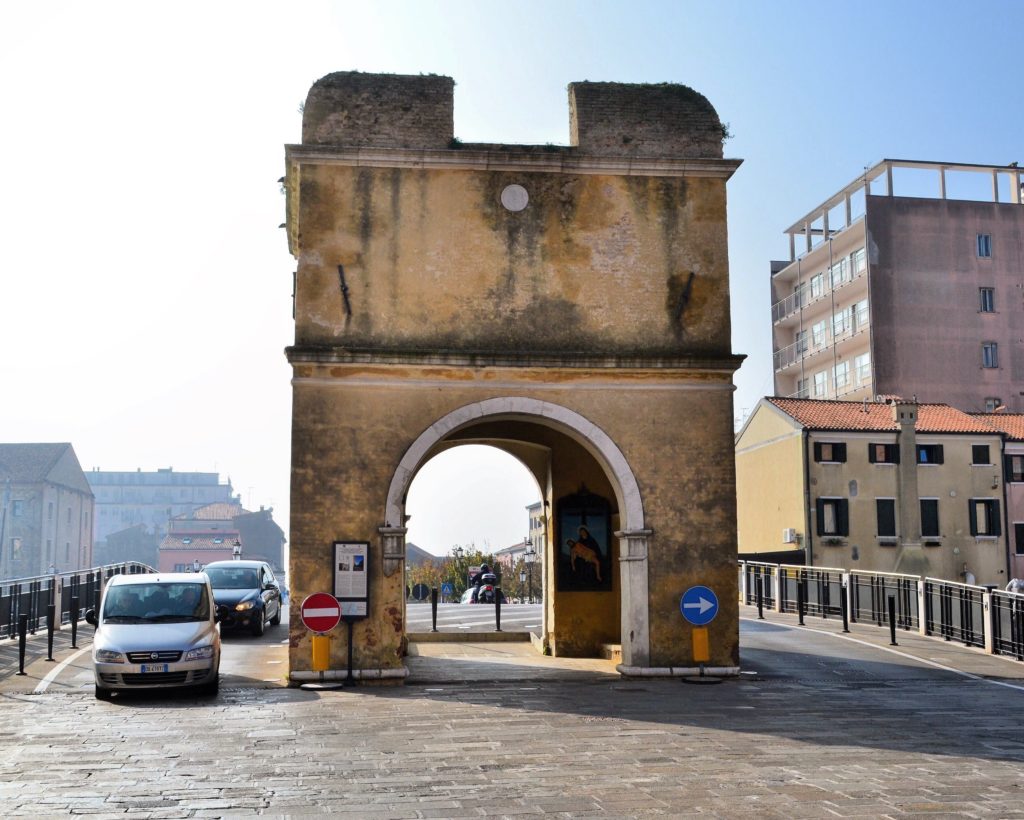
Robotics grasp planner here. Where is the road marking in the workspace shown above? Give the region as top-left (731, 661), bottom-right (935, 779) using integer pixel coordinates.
top-left (741, 616), bottom-right (1024, 694)
top-left (33, 648), bottom-right (89, 694)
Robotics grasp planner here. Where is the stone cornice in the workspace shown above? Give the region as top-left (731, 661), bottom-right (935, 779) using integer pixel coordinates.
top-left (285, 144), bottom-right (742, 180)
top-left (285, 344), bottom-right (745, 373)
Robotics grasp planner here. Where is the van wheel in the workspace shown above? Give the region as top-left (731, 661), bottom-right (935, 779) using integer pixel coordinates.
top-left (95, 685), bottom-right (112, 701)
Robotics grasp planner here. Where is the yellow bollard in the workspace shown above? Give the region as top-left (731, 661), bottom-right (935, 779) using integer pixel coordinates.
top-left (312, 633), bottom-right (330, 671)
top-left (691, 627), bottom-right (710, 664)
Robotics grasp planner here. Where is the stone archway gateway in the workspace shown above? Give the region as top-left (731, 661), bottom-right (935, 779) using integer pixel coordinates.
top-left (283, 72), bottom-right (744, 682)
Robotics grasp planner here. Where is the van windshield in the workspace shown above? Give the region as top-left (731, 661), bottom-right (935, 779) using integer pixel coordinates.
top-left (102, 582), bottom-right (210, 622)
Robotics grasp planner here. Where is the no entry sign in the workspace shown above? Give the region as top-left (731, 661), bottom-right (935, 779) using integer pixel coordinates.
top-left (300, 592), bottom-right (342, 633)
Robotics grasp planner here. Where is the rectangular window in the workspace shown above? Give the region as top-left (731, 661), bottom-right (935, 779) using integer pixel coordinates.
top-left (982, 342), bottom-right (998, 368)
top-left (814, 442), bottom-right (847, 463)
top-left (876, 499), bottom-right (896, 537)
top-left (917, 444), bottom-right (944, 464)
top-left (1015, 523), bottom-right (1024, 556)
top-left (811, 320), bottom-right (828, 349)
top-left (851, 247), bottom-right (867, 274)
top-left (921, 499), bottom-right (940, 538)
top-left (829, 257), bottom-right (849, 289)
top-left (855, 352), bottom-right (871, 384)
top-left (795, 378), bottom-right (809, 399)
top-left (816, 498), bottom-right (849, 536)
top-left (868, 443), bottom-right (899, 464)
top-left (972, 445), bottom-right (990, 465)
top-left (813, 371), bottom-right (828, 398)
top-left (833, 360), bottom-right (851, 390)
top-left (969, 499), bottom-right (1001, 536)
top-left (12, 500), bottom-right (23, 517)
top-left (810, 272), bottom-right (825, 299)
top-left (795, 329), bottom-right (808, 354)
top-left (979, 287), bottom-right (994, 313)
top-left (832, 306), bottom-right (852, 338)
top-left (1005, 454), bottom-right (1024, 483)
top-left (853, 299), bottom-right (869, 330)
top-left (977, 233), bottom-right (992, 258)
top-left (985, 397), bottom-right (1002, 413)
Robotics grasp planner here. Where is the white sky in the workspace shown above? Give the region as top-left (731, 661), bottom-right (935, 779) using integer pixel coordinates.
top-left (2, 1), bottom-right (1022, 558)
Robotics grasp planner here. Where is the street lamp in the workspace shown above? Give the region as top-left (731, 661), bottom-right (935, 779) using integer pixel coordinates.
top-left (232, 539), bottom-right (242, 561)
top-left (524, 536), bottom-right (537, 604)
top-left (519, 567), bottom-right (526, 602)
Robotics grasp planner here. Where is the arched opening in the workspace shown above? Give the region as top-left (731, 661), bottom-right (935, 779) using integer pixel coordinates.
top-left (384, 397), bottom-right (650, 664)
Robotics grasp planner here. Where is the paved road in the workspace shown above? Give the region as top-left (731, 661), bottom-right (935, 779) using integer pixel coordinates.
top-left (1, 607), bottom-right (1023, 816)
top-left (406, 602), bottom-right (542, 634)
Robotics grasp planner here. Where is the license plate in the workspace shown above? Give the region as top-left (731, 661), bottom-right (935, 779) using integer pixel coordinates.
top-left (140, 664), bottom-right (169, 673)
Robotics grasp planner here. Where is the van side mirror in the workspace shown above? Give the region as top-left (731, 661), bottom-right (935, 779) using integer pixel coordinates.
top-left (85, 609), bottom-right (97, 626)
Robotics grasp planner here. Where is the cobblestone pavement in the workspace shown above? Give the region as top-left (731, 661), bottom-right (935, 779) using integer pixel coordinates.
top-left (1, 610), bottom-right (1023, 818)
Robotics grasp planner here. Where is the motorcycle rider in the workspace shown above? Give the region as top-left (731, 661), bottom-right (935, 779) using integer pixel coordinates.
top-left (473, 564), bottom-right (494, 603)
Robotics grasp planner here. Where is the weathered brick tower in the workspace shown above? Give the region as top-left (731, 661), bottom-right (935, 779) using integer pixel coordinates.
top-left (284, 72), bottom-right (743, 681)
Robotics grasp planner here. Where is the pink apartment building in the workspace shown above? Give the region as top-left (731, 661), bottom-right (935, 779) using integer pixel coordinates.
top-left (771, 159), bottom-right (1024, 413)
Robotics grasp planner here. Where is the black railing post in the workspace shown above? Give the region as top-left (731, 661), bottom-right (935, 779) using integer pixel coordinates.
top-left (888, 595), bottom-right (898, 646)
top-left (430, 586), bottom-right (438, 633)
top-left (797, 572), bottom-right (805, 625)
top-left (70, 596), bottom-right (79, 649)
top-left (495, 587), bottom-right (502, 632)
top-left (841, 581), bottom-right (850, 633)
top-left (16, 614), bottom-right (28, 675)
top-left (46, 604), bottom-right (56, 662)
top-left (756, 572), bottom-right (765, 620)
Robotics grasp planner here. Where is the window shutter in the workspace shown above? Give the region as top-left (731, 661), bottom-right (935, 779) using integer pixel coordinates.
top-left (990, 501), bottom-right (1002, 537)
top-left (876, 499), bottom-right (896, 537)
top-left (835, 443), bottom-right (847, 463)
top-left (890, 444), bottom-right (900, 464)
top-left (868, 444), bottom-right (877, 464)
top-left (838, 499), bottom-right (850, 536)
top-left (935, 445), bottom-right (944, 465)
top-left (813, 442), bottom-right (822, 462)
top-left (816, 499), bottom-right (826, 536)
top-left (921, 500), bottom-right (939, 537)
top-left (1006, 455), bottom-right (1015, 482)
top-left (968, 501), bottom-right (978, 536)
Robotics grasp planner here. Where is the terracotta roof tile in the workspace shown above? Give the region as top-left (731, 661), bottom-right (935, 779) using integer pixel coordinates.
top-left (159, 535), bottom-right (238, 551)
top-left (972, 413), bottom-right (1024, 441)
top-left (767, 398), bottom-right (996, 434)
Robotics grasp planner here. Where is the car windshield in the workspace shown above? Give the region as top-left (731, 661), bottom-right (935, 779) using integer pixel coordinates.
top-left (102, 582), bottom-right (209, 622)
top-left (205, 567), bottom-right (259, 589)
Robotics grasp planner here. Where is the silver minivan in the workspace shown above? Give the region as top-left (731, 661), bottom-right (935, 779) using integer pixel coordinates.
top-left (86, 573), bottom-right (221, 700)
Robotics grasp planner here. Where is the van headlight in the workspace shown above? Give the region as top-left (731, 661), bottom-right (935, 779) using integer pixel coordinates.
top-left (184, 646), bottom-right (215, 661)
top-left (96, 649), bottom-right (125, 664)
top-left (234, 600), bottom-right (256, 611)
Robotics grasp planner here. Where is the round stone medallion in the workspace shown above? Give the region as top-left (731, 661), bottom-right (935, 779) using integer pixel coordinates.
top-left (500, 184), bottom-right (529, 212)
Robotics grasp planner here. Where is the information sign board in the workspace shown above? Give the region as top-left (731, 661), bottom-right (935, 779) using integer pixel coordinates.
top-left (333, 541), bottom-right (370, 619)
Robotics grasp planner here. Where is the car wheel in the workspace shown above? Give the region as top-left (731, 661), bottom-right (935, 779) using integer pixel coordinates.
top-left (269, 603), bottom-right (281, 626)
top-left (202, 672), bottom-right (219, 697)
top-left (95, 685), bottom-right (112, 701)
top-left (251, 610), bottom-right (266, 637)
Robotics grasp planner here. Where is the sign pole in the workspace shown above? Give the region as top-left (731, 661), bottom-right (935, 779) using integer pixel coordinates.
top-left (343, 620), bottom-right (356, 686)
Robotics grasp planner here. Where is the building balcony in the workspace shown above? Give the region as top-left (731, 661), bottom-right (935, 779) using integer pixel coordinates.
top-left (774, 319), bottom-right (869, 373)
top-left (771, 257), bottom-right (867, 327)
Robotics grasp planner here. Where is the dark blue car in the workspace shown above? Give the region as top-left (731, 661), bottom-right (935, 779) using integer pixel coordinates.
top-left (204, 560), bottom-right (282, 636)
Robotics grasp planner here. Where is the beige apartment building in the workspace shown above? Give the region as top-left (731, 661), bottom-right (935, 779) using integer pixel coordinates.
top-left (771, 159), bottom-right (1024, 413)
top-left (736, 398), bottom-right (1010, 586)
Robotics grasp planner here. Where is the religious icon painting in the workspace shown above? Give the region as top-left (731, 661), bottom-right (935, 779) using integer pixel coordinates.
top-left (555, 488), bottom-right (612, 592)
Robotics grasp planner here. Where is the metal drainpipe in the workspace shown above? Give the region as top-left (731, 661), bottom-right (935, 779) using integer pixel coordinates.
top-left (802, 428), bottom-right (813, 567)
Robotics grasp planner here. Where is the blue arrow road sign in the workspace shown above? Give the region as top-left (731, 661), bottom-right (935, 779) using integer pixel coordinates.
top-left (441, 582), bottom-right (454, 596)
top-left (680, 586), bottom-right (719, 626)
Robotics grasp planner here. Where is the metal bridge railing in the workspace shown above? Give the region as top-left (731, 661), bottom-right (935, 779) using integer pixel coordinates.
top-left (738, 560), bottom-right (1024, 662)
top-left (1, 562), bottom-right (154, 640)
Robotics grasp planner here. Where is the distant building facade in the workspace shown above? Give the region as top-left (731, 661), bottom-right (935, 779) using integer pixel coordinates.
top-left (87, 467), bottom-right (237, 557)
top-left (158, 502), bottom-right (285, 573)
top-left (0, 443), bottom-right (94, 578)
top-left (971, 413), bottom-right (1024, 582)
top-left (736, 398), bottom-right (1008, 586)
top-left (771, 159), bottom-right (1024, 413)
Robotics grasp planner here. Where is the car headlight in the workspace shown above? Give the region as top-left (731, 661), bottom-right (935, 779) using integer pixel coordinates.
top-left (184, 646), bottom-right (215, 661)
top-left (234, 600), bottom-right (256, 611)
top-left (96, 649), bottom-right (125, 664)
